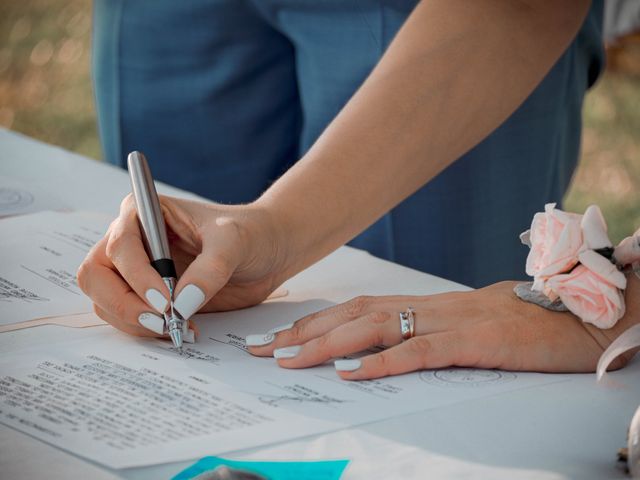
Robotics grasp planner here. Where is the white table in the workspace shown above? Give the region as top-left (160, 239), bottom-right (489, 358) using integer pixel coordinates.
top-left (1, 128), bottom-right (638, 480)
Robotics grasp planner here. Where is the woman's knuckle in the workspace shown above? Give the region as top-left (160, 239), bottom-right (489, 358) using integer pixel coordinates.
top-left (288, 323), bottom-right (307, 342)
top-left (372, 352), bottom-right (391, 374)
top-left (203, 255), bottom-right (233, 279)
top-left (408, 336), bottom-right (432, 353)
top-left (370, 328), bottom-right (385, 347)
top-left (119, 193), bottom-right (134, 211)
top-left (406, 337), bottom-right (432, 368)
top-left (106, 297), bottom-right (126, 321)
top-left (314, 334), bottom-right (332, 352)
top-left (105, 232), bottom-right (124, 260)
top-left (368, 311), bottom-right (390, 325)
top-left (301, 310), bottom-right (321, 324)
top-left (106, 219), bottom-right (119, 235)
top-left (76, 261), bottom-right (91, 293)
top-left (345, 296), bottom-right (371, 318)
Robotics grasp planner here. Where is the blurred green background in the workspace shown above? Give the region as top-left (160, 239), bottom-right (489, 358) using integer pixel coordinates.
top-left (1, 0), bottom-right (639, 241)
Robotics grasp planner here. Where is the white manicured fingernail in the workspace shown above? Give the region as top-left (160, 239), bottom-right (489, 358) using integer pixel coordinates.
top-left (145, 288), bottom-right (168, 313)
top-left (245, 332), bottom-right (275, 347)
top-left (138, 312), bottom-right (165, 335)
top-left (269, 322), bottom-right (294, 334)
top-left (183, 329), bottom-right (196, 344)
top-left (174, 284), bottom-right (205, 320)
top-left (273, 345), bottom-right (301, 359)
top-left (245, 323), bottom-right (294, 347)
top-left (335, 359), bottom-right (362, 372)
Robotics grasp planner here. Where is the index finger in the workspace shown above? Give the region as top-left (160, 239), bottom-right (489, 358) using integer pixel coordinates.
top-left (245, 296), bottom-right (380, 354)
top-left (105, 195), bottom-right (171, 314)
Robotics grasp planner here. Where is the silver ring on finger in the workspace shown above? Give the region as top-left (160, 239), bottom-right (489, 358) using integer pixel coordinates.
top-left (399, 307), bottom-right (415, 341)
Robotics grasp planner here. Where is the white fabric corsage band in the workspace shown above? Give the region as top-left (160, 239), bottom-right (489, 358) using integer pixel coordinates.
top-left (515, 203), bottom-right (640, 382)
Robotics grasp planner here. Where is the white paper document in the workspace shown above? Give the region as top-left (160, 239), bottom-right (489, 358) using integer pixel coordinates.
top-left (0, 301), bottom-right (571, 469)
top-left (0, 211), bottom-right (111, 324)
top-left (0, 175), bottom-right (68, 217)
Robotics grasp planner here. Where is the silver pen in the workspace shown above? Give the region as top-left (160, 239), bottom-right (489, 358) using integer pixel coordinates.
top-left (128, 151), bottom-right (185, 351)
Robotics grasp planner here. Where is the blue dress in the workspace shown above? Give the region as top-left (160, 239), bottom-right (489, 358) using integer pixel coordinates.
top-left (93, 0), bottom-right (604, 287)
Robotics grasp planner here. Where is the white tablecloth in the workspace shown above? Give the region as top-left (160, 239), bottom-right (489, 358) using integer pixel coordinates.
top-left (0, 129), bottom-right (637, 479)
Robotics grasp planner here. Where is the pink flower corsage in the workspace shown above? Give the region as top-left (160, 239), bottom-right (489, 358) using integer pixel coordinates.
top-left (517, 203), bottom-right (640, 329)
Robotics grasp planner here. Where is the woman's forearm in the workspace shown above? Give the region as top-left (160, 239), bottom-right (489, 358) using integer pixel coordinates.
top-left (257, 0), bottom-right (591, 280)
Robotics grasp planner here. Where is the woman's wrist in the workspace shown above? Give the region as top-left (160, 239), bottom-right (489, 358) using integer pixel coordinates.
top-left (586, 272), bottom-right (640, 368)
top-left (254, 181), bottom-right (362, 284)
top-left (241, 200), bottom-right (301, 289)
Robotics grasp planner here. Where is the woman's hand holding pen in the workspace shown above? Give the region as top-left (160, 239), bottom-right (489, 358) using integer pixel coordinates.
top-left (78, 195), bottom-right (286, 338)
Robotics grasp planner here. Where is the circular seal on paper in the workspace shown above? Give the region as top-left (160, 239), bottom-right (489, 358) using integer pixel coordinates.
top-left (0, 187), bottom-right (34, 212)
top-left (419, 368), bottom-right (517, 388)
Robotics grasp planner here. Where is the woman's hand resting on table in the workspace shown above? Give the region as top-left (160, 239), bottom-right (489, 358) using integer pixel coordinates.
top-left (246, 276), bottom-right (640, 380)
top-left (78, 195), bottom-right (287, 337)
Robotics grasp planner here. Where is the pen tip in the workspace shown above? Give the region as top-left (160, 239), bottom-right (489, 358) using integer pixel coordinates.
top-left (169, 328), bottom-right (183, 352)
